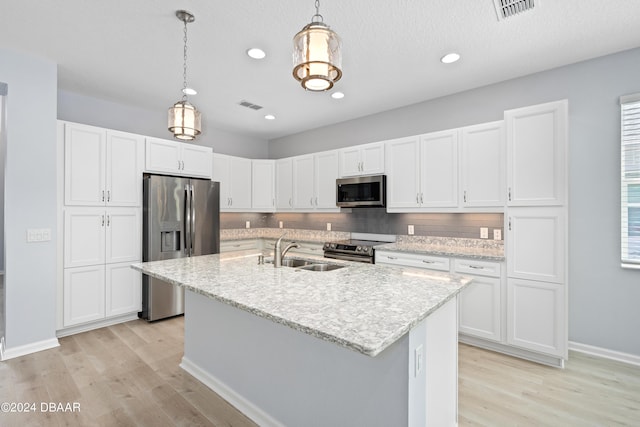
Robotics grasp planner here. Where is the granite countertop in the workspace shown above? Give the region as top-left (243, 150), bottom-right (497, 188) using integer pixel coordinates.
top-left (376, 236), bottom-right (505, 261)
top-left (131, 252), bottom-right (471, 357)
top-left (221, 228), bottom-right (350, 243)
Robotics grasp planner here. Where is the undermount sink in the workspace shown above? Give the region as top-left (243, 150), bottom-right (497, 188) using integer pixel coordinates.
top-left (268, 258), bottom-right (345, 272)
top-left (281, 258), bottom-right (315, 268)
top-left (297, 263), bottom-right (344, 272)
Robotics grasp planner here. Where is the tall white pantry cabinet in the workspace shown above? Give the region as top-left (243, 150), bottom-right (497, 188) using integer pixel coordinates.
top-left (58, 122), bottom-right (143, 332)
top-left (504, 100), bottom-right (568, 365)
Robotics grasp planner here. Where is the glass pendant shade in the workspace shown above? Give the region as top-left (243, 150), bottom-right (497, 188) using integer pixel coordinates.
top-left (293, 22), bottom-right (342, 91)
top-left (168, 100), bottom-right (201, 141)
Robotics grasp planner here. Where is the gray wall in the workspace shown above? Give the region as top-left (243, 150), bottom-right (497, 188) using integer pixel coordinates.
top-left (270, 47), bottom-right (640, 357)
top-left (58, 90), bottom-right (269, 159)
top-left (222, 211), bottom-right (503, 239)
top-left (0, 49), bottom-right (58, 350)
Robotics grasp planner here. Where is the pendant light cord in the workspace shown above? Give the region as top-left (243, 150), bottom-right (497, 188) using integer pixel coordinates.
top-left (312, 0), bottom-right (324, 23)
top-left (182, 18), bottom-right (188, 101)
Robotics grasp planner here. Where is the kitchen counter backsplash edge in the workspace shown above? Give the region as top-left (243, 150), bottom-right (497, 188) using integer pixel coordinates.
top-left (221, 228), bottom-right (350, 243)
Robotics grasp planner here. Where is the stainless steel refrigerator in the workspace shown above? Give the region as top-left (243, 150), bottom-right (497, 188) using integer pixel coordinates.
top-left (140, 174), bottom-right (220, 321)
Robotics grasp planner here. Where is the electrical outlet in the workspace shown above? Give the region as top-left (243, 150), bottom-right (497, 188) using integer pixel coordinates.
top-left (414, 345), bottom-right (423, 377)
top-left (326, 223), bottom-right (332, 231)
top-left (408, 225), bottom-right (415, 235)
top-left (245, 221), bottom-right (250, 229)
top-left (279, 221), bottom-right (283, 229)
top-left (493, 229), bottom-right (502, 240)
top-left (480, 227), bottom-right (489, 239)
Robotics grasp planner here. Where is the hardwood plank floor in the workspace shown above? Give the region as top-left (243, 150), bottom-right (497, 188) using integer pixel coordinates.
top-left (1, 317), bottom-right (639, 426)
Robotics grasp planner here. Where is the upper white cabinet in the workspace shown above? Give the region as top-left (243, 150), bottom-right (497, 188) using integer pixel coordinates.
top-left (252, 160), bottom-right (276, 212)
top-left (292, 150), bottom-right (340, 212)
top-left (275, 158), bottom-right (294, 210)
top-left (212, 153), bottom-right (252, 211)
top-left (64, 122), bottom-right (143, 207)
top-left (145, 137), bottom-right (212, 178)
top-left (339, 142), bottom-right (385, 177)
top-left (386, 130), bottom-right (458, 211)
top-left (460, 121), bottom-right (505, 207)
top-left (505, 100), bottom-right (567, 206)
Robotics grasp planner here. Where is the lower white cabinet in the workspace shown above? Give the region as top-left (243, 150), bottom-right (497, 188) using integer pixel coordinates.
top-left (220, 239), bottom-right (260, 253)
top-left (375, 250), bottom-right (450, 271)
top-left (507, 278), bottom-right (566, 357)
top-left (64, 263), bottom-right (141, 328)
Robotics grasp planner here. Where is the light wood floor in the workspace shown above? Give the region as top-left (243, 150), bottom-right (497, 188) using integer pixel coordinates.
top-left (1, 317), bottom-right (639, 426)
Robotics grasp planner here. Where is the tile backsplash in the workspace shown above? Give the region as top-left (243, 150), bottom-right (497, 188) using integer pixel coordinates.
top-left (221, 210), bottom-right (503, 240)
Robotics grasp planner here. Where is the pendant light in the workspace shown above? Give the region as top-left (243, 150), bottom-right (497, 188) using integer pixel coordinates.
top-left (168, 10), bottom-right (201, 140)
top-left (292, 0), bottom-right (342, 92)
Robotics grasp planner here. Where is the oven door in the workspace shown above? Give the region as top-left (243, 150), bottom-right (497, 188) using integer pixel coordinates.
top-left (336, 175), bottom-right (386, 208)
top-left (324, 251), bottom-right (374, 263)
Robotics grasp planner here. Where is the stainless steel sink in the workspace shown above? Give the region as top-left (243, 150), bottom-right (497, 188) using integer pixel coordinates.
top-left (297, 263), bottom-right (344, 272)
top-left (281, 259), bottom-right (315, 268)
top-left (267, 258), bottom-right (345, 271)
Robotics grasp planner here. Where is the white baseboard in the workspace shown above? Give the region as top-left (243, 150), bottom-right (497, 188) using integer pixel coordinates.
top-left (180, 357), bottom-right (284, 427)
top-left (56, 313), bottom-right (139, 338)
top-left (569, 341), bottom-right (640, 367)
top-left (2, 338), bottom-right (60, 361)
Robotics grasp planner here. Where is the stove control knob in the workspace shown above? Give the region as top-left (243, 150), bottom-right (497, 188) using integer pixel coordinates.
top-left (356, 246), bottom-right (362, 252)
top-left (330, 243), bottom-right (336, 249)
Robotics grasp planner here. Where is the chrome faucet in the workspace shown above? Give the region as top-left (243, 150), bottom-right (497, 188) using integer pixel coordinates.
top-left (274, 232), bottom-right (300, 267)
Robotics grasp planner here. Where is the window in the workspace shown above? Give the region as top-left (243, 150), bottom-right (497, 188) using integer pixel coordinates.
top-left (621, 94), bottom-right (640, 268)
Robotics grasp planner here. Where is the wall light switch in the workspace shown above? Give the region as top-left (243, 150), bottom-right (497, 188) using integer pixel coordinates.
top-left (26, 228), bottom-right (52, 243)
top-left (493, 229), bottom-right (502, 240)
top-left (480, 227), bottom-right (489, 239)
top-left (326, 223), bottom-right (332, 231)
top-left (279, 221), bottom-right (283, 229)
top-left (245, 221), bottom-right (251, 229)
top-left (408, 225), bottom-right (415, 235)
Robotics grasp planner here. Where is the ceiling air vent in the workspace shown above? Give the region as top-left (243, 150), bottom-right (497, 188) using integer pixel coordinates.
top-left (238, 100), bottom-right (263, 110)
top-left (493, 0), bottom-right (536, 21)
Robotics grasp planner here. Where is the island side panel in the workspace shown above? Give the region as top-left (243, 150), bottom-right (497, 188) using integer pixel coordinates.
top-left (181, 289), bottom-right (410, 427)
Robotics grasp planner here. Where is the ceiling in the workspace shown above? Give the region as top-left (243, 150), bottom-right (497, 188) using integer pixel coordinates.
top-left (1, 1), bottom-right (640, 141)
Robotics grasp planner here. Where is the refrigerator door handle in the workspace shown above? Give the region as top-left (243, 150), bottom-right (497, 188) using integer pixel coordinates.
top-left (190, 184), bottom-right (195, 256)
top-left (184, 184), bottom-right (192, 256)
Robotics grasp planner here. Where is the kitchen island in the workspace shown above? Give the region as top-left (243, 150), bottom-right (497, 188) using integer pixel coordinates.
top-left (132, 252), bottom-right (471, 426)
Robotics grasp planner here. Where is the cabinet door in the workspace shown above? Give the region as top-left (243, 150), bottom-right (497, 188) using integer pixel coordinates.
top-left (64, 208), bottom-right (105, 268)
top-left (459, 275), bottom-right (502, 342)
top-left (229, 157), bottom-right (253, 210)
top-left (460, 121), bottom-right (505, 207)
top-left (507, 278), bottom-right (566, 357)
top-left (292, 155), bottom-right (315, 209)
top-left (507, 207), bottom-right (565, 283)
top-left (64, 123), bottom-right (106, 206)
top-left (315, 150), bottom-right (340, 210)
top-left (252, 160), bottom-right (276, 211)
top-left (360, 142), bottom-right (385, 175)
top-left (339, 147), bottom-right (362, 177)
top-left (63, 265), bottom-right (106, 327)
top-left (385, 136), bottom-right (421, 210)
top-left (106, 131), bottom-right (143, 207)
top-left (105, 208), bottom-right (141, 264)
top-left (420, 130), bottom-right (458, 208)
top-left (105, 262), bottom-right (142, 317)
top-left (212, 153), bottom-right (231, 209)
top-left (181, 144), bottom-right (213, 178)
top-left (275, 158), bottom-right (293, 210)
top-left (506, 100), bottom-right (567, 206)
top-left (145, 138), bottom-right (181, 174)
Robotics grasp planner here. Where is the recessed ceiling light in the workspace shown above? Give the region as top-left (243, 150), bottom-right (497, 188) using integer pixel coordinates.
top-left (264, 114), bottom-right (276, 120)
top-left (331, 91), bottom-right (345, 99)
top-left (182, 87), bottom-right (197, 95)
top-left (247, 48), bottom-right (266, 59)
top-left (440, 53), bottom-right (461, 64)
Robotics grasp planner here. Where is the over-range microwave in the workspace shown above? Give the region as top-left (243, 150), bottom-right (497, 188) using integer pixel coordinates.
top-left (336, 175), bottom-right (386, 208)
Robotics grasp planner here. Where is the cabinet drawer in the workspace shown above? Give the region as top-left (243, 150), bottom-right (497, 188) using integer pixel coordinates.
top-left (220, 239), bottom-right (259, 253)
top-left (375, 251), bottom-right (450, 271)
top-left (454, 259), bottom-right (502, 278)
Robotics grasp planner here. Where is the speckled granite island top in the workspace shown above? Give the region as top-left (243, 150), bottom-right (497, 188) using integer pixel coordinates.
top-left (132, 252), bottom-right (471, 357)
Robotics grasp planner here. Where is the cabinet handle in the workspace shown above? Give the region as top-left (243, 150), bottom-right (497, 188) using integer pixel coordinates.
top-left (102, 190), bottom-right (105, 202)
top-left (289, 197), bottom-right (292, 207)
top-left (272, 198), bottom-right (275, 206)
top-left (107, 190), bottom-right (111, 202)
top-left (310, 197), bottom-right (313, 206)
top-left (101, 215), bottom-right (105, 226)
top-left (469, 265), bottom-right (483, 269)
top-left (359, 161), bottom-right (363, 171)
top-left (463, 190), bottom-right (467, 203)
top-left (422, 260), bottom-right (435, 264)
top-left (420, 193), bottom-right (424, 204)
top-left (106, 215), bottom-right (110, 226)
top-left (178, 160), bottom-right (181, 170)
top-left (386, 255), bottom-right (397, 260)
top-left (315, 197), bottom-right (318, 206)
top-left (508, 187), bottom-right (511, 201)
top-left (416, 194), bottom-right (419, 204)
top-left (508, 217), bottom-right (512, 231)
top-left (230, 197), bottom-right (233, 206)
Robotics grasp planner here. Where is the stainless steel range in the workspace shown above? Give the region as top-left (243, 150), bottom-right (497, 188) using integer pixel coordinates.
top-left (323, 239), bottom-right (388, 263)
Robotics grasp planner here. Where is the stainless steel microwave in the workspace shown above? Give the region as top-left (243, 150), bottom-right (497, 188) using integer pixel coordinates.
top-left (336, 175), bottom-right (386, 208)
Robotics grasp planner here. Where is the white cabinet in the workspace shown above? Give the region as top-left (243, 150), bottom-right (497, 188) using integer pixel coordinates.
top-left (106, 262), bottom-right (142, 317)
top-left (220, 239), bottom-right (260, 253)
top-left (145, 137), bottom-right (212, 178)
top-left (64, 122), bottom-right (143, 207)
top-left (507, 278), bottom-right (565, 357)
top-left (213, 153), bottom-right (252, 211)
top-left (339, 142), bottom-right (385, 177)
top-left (64, 207), bottom-right (140, 268)
top-left (275, 158), bottom-right (294, 210)
top-left (252, 160), bottom-right (276, 212)
top-left (455, 259), bottom-right (503, 342)
top-left (460, 121), bottom-right (505, 207)
top-left (375, 250), bottom-right (450, 271)
top-left (292, 151), bottom-right (340, 212)
top-left (386, 130), bottom-right (458, 210)
top-left (505, 100), bottom-right (567, 206)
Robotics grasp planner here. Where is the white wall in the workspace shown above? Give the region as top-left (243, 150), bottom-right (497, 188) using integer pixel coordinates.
top-left (0, 49), bottom-right (58, 350)
top-left (58, 90), bottom-right (269, 159)
top-left (270, 47), bottom-right (640, 357)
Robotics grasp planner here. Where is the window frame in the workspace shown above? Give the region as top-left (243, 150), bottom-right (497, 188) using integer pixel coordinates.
top-left (620, 93), bottom-right (640, 269)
